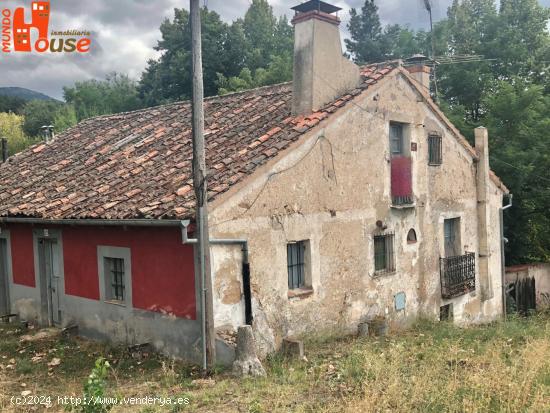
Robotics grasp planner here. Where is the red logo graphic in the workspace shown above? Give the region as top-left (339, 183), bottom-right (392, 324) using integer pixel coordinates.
top-left (13, 1), bottom-right (50, 52)
top-left (1, 1), bottom-right (92, 53)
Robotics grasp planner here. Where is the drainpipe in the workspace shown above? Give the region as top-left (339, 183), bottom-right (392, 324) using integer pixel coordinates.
top-left (1, 137), bottom-right (8, 163)
top-left (180, 220), bottom-right (252, 366)
top-left (500, 194), bottom-right (513, 320)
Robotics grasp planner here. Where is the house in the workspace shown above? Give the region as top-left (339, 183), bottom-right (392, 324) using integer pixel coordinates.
top-left (0, 1), bottom-right (509, 363)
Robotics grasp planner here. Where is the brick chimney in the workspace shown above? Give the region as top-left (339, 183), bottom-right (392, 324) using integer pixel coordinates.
top-left (405, 54), bottom-right (431, 93)
top-left (291, 0), bottom-right (360, 116)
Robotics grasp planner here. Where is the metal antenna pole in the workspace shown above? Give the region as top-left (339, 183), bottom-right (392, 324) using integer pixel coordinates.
top-left (424, 0), bottom-right (438, 101)
top-left (190, 0), bottom-right (216, 371)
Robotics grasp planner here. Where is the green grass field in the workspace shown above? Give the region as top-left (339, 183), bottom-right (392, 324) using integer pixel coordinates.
top-left (0, 314), bottom-right (549, 412)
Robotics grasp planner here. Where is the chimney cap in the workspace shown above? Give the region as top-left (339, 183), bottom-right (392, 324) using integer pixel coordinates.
top-left (291, 0), bottom-right (341, 14)
top-left (405, 54), bottom-right (429, 64)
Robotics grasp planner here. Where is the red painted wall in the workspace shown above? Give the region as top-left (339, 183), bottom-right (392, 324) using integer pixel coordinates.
top-left (9, 225), bottom-right (36, 287)
top-left (62, 226), bottom-right (196, 319)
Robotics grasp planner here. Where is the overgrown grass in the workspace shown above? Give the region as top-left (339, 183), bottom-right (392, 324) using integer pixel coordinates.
top-left (0, 314), bottom-right (549, 412)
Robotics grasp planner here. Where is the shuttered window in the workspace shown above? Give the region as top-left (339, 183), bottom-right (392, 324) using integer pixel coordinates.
top-left (428, 134), bottom-right (443, 165)
top-left (374, 233), bottom-right (396, 274)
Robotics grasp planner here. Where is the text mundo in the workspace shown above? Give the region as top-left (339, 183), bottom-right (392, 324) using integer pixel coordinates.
top-left (1, 8), bottom-right (91, 53)
top-left (1, 9), bottom-right (10, 53)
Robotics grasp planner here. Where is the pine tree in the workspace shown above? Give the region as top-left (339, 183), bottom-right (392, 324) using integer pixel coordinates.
top-left (345, 0), bottom-right (383, 63)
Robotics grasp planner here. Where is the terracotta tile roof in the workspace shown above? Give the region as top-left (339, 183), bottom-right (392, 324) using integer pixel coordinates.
top-left (0, 64), bottom-right (398, 220)
top-left (0, 62), bottom-right (507, 220)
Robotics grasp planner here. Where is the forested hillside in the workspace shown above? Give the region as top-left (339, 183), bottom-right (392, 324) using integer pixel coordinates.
top-left (0, 0), bottom-right (548, 264)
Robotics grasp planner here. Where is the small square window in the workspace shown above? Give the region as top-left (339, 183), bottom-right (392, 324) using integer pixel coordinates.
top-left (374, 232), bottom-right (395, 274)
top-left (287, 241), bottom-right (306, 290)
top-left (428, 134), bottom-right (443, 165)
top-left (33, 3), bottom-right (38, 10)
top-left (440, 304), bottom-right (453, 321)
top-left (105, 257), bottom-right (125, 302)
top-left (98, 246), bottom-right (131, 306)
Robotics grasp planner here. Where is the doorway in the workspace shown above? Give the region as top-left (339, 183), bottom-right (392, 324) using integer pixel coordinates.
top-left (38, 237), bottom-right (62, 326)
top-left (0, 238), bottom-right (10, 316)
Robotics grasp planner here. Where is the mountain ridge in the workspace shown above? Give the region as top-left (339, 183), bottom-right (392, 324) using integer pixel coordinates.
top-left (0, 87), bottom-right (58, 102)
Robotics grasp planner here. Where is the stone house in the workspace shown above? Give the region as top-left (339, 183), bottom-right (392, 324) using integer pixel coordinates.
top-left (0, 1), bottom-right (508, 363)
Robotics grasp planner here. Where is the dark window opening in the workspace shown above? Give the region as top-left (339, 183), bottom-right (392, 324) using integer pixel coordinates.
top-left (407, 229), bottom-right (417, 244)
top-left (105, 257), bottom-right (125, 301)
top-left (374, 232), bottom-right (395, 274)
top-left (440, 304), bottom-right (453, 321)
top-left (428, 134), bottom-right (443, 165)
top-left (287, 241), bottom-right (306, 290)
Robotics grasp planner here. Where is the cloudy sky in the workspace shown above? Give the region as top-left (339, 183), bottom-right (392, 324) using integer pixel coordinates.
top-left (0, 0), bottom-right (548, 100)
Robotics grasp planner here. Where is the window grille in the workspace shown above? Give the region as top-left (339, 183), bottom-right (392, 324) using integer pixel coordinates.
top-left (287, 241), bottom-right (306, 290)
top-left (105, 257), bottom-right (125, 301)
top-left (374, 232), bottom-right (395, 274)
top-left (440, 252), bottom-right (476, 298)
top-left (428, 134), bottom-right (442, 165)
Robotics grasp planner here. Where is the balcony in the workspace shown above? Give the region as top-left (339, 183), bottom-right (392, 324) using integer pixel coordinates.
top-left (440, 252), bottom-right (476, 299)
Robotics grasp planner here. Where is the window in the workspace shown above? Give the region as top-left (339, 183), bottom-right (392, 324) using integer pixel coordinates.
top-left (98, 246), bottom-right (131, 306)
top-left (374, 233), bottom-right (395, 274)
top-left (407, 229), bottom-right (417, 244)
top-left (390, 122), bottom-right (413, 206)
top-left (444, 218), bottom-right (461, 257)
top-left (287, 241), bottom-right (306, 290)
top-left (390, 123), bottom-right (404, 155)
top-left (105, 257), bottom-right (125, 302)
top-left (440, 304), bottom-right (453, 321)
top-left (428, 134), bottom-right (442, 165)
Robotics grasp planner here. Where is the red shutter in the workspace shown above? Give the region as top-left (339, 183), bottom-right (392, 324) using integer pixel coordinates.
top-left (391, 156), bottom-right (412, 200)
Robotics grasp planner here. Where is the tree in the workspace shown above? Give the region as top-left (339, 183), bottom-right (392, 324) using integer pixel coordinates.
top-left (22, 100), bottom-right (62, 138)
top-left (346, 0), bottom-right (383, 63)
top-left (0, 95), bottom-right (26, 114)
top-left (217, 50), bottom-right (292, 95)
top-left (139, 4), bottom-right (293, 103)
top-left (436, 0), bottom-right (498, 121)
top-left (379, 25), bottom-right (427, 60)
top-left (63, 73), bottom-right (142, 122)
top-left (0, 112), bottom-right (34, 155)
top-left (483, 80), bottom-right (550, 263)
top-left (53, 104), bottom-right (78, 133)
top-left (139, 8), bottom-right (237, 106)
top-left (243, 0), bottom-right (277, 70)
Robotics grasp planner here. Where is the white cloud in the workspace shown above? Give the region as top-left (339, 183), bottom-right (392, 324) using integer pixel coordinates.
top-left (0, 0), bottom-right (548, 99)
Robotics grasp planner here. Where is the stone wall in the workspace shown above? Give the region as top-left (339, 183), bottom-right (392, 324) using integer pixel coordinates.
top-left (209, 71), bottom-right (506, 354)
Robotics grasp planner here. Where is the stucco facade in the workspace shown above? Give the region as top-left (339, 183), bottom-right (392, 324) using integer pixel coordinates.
top-left (209, 70), bottom-right (507, 355)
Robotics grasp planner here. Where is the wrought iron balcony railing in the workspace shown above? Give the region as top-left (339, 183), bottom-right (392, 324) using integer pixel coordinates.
top-left (440, 252), bottom-right (476, 299)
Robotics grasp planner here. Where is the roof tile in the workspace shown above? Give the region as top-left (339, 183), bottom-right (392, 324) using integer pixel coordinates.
top-left (0, 63), bottom-right (399, 220)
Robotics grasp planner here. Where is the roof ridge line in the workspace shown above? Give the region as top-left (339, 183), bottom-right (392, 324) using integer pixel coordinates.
top-left (78, 81), bottom-right (294, 126)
